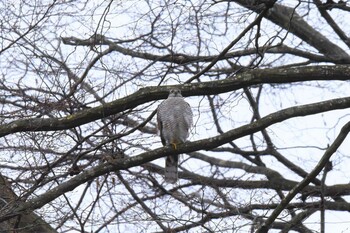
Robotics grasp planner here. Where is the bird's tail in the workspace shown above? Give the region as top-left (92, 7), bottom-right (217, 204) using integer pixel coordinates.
top-left (165, 155), bottom-right (178, 183)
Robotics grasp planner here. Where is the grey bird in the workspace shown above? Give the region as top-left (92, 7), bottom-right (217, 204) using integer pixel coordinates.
top-left (157, 88), bottom-right (193, 183)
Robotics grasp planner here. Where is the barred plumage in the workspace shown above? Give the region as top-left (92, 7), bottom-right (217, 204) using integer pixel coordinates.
top-left (157, 88), bottom-right (193, 183)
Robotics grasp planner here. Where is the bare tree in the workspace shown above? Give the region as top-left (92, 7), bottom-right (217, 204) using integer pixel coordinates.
top-left (1, 0), bottom-right (350, 232)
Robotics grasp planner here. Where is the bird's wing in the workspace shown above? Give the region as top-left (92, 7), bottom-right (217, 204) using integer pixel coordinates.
top-left (184, 101), bottom-right (193, 128)
top-left (157, 104), bottom-right (166, 146)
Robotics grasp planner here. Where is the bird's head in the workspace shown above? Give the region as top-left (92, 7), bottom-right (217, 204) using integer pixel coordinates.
top-left (168, 88), bottom-right (182, 97)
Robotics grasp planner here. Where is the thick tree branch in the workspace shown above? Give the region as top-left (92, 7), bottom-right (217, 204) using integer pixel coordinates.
top-left (232, 0), bottom-right (350, 62)
top-left (1, 65), bottom-right (350, 137)
top-left (0, 173), bottom-right (57, 232)
top-left (2, 95), bottom-right (350, 221)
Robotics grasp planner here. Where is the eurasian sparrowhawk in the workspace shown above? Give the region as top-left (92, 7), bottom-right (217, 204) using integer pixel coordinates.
top-left (157, 88), bottom-right (193, 183)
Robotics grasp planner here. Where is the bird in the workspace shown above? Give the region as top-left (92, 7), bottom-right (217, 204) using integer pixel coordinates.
top-left (157, 88), bottom-right (193, 183)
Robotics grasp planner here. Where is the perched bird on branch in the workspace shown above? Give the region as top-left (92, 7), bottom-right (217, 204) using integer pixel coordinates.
top-left (157, 88), bottom-right (193, 183)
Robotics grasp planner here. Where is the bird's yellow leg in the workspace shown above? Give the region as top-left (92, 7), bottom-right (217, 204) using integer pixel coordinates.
top-left (170, 142), bottom-right (177, 150)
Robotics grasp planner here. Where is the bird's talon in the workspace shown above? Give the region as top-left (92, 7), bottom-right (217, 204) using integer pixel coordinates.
top-left (170, 143), bottom-right (177, 150)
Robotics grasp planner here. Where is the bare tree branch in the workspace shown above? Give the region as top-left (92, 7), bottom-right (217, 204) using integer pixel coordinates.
top-left (256, 121), bottom-right (350, 233)
top-left (1, 65), bottom-right (350, 137)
